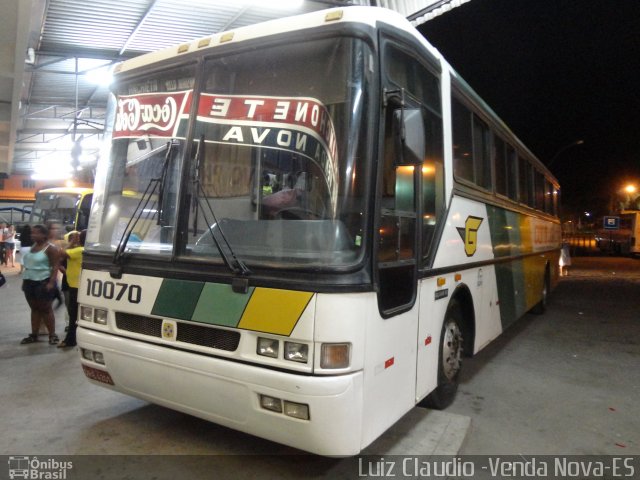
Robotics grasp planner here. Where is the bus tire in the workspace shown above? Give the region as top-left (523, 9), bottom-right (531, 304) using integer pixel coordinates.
top-left (531, 269), bottom-right (549, 315)
top-left (420, 300), bottom-right (463, 410)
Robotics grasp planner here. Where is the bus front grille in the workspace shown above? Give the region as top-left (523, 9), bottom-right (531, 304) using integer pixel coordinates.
top-left (115, 313), bottom-right (241, 352)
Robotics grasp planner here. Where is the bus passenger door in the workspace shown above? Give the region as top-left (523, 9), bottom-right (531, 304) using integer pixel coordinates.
top-left (364, 93), bottom-right (422, 444)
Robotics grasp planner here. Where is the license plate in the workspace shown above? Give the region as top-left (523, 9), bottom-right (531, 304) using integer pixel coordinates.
top-left (82, 365), bottom-right (115, 385)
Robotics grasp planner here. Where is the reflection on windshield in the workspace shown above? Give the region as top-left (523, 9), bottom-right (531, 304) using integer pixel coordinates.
top-left (113, 140), bottom-right (179, 261)
top-left (106, 138), bottom-right (182, 256)
top-left (86, 64), bottom-right (194, 255)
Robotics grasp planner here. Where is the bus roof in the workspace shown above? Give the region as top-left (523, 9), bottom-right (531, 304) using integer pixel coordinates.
top-left (112, 5), bottom-right (556, 185)
top-left (37, 187), bottom-right (93, 195)
top-left (115, 6), bottom-right (440, 75)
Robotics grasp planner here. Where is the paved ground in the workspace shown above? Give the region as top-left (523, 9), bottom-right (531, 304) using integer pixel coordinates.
top-left (0, 255), bottom-right (638, 479)
top-left (0, 259), bottom-right (468, 479)
top-left (448, 256), bottom-right (640, 455)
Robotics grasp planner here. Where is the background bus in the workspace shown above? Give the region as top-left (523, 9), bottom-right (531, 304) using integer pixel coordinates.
top-left (77, 6), bottom-right (560, 456)
top-left (28, 187), bottom-right (93, 232)
top-left (595, 211), bottom-right (640, 256)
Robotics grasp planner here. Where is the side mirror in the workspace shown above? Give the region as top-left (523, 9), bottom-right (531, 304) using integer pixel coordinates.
top-left (393, 108), bottom-right (425, 166)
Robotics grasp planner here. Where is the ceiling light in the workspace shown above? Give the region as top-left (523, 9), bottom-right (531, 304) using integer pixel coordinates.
top-left (31, 171), bottom-right (72, 181)
top-left (85, 66), bottom-right (114, 87)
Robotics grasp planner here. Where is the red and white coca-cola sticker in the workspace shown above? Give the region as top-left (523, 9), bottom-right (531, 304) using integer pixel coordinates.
top-left (113, 90), bottom-right (192, 138)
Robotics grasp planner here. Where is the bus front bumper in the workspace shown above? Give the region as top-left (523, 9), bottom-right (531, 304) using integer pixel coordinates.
top-left (77, 327), bottom-right (364, 456)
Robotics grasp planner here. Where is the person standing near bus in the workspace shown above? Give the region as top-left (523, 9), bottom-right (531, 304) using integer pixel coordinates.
top-left (46, 221), bottom-right (65, 308)
top-left (3, 224), bottom-right (16, 268)
top-left (58, 230), bottom-right (84, 348)
top-left (0, 222), bottom-right (7, 265)
top-left (18, 224), bottom-right (33, 274)
top-left (20, 224), bottom-right (60, 345)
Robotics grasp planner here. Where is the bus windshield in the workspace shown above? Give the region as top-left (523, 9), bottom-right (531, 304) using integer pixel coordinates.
top-left (88, 36), bottom-right (373, 269)
top-left (30, 190), bottom-right (88, 230)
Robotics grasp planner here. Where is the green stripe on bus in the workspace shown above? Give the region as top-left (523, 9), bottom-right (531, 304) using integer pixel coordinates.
top-left (494, 260), bottom-right (526, 329)
top-left (487, 206), bottom-right (536, 328)
top-left (486, 205), bottom-right (524, 257)
top-left (191, 283), bottom-right (254, 327)
top-left (151, 279), bottom-right (204, 320)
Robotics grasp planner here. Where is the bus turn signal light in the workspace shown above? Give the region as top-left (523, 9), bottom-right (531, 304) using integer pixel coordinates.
top-left (320, 343), bottom-right (350, 369)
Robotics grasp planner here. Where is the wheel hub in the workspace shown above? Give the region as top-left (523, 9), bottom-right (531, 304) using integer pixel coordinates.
top-left (442, 320), bottom-right (463, 380)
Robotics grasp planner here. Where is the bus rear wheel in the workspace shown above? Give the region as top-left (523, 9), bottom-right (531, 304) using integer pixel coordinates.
top-left (420, 301), bottom-right (463, 410)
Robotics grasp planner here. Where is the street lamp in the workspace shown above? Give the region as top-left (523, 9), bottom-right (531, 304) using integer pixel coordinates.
top-left (547, 139), bottom-right (584, 168)
top-left (621, 183), bottom-right (638, 211)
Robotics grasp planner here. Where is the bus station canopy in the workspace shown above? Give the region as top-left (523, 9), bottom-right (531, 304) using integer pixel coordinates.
top-left (0, 0), bottom-right (471, 179)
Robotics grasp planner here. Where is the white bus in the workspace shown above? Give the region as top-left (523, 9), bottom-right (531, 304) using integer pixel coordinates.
top-left (78, 6), bottom-right (561, 456)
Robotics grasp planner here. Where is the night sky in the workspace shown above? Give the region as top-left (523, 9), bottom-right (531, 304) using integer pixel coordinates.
top-left (419, 0), bottom-right (640, 217)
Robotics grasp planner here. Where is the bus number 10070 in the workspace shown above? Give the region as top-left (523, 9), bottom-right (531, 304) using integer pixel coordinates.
top-left (85, 279), bottom-right (142, 304)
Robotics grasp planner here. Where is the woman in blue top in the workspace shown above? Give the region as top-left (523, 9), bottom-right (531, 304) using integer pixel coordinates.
top-left (20, 224), bottom-right (61, 345)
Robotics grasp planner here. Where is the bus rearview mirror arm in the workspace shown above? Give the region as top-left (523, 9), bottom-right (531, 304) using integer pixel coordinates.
top-left (384, 87), bottom-right (425, 165)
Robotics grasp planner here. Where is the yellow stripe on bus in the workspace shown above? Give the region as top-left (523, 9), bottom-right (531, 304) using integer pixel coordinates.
top-left (238, 288), bottom-right (314, 336)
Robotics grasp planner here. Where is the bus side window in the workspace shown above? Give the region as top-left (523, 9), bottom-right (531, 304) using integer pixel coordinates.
top-left (421, 106), bottom-right (444, 265)
top-left (377, 103), bottom-right (418, 314)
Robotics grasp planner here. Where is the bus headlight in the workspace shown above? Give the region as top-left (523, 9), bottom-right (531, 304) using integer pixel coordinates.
top-left (259, 394), bottom-right (282, 413)
top-left (92, 351), bottom-right (105, 365)
top-left (320, 343), bottom-right (350, 369)
top-left (79, 306), bottom-right (108, 325)
top-left (257, 337), bottom-right (279, 358)
top-left (284, 342), bottom-right (308, 363)
top-left (80, 306), bottom-right (93, 322)
top-left (284, 401), bottom-right (310, 420)
top-left (94, 308), bottom-right (108, 325)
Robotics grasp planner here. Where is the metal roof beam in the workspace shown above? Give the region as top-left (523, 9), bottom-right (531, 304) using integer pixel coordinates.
top-left (36, 45), bottom-right (140, 61)
top-left (119, 0), bottom-right (160, 55)
top-left (18, 128), bottom-right (100, 136)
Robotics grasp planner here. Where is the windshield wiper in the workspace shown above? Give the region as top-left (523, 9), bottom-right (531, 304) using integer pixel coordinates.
top-left (112, 140), bottom-right (177, 270)
top-left (192, 135), bottom-right (251, 277)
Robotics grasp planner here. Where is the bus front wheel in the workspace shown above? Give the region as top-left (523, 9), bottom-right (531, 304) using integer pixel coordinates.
top-left (420, 301), bottom-right (463, 410)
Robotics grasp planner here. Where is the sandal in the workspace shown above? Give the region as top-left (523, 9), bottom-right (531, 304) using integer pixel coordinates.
top-left (20, 334), bottom-right (38, 344)
top-left (49, 335), bottom-right (59, 345)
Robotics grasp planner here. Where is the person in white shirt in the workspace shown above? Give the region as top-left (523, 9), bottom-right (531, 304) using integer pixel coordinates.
top-left (3, 224), bottom-right (16, 267)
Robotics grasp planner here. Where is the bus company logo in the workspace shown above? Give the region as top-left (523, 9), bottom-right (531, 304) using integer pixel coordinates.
top-left (114, 90), bottom-right (192, 138)
top-left (456, 216), bottom-right (484, 257)
top-left (162, 319), bottom-right (177, 341)
top-left (8, 456), bottom-right (73, 479)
